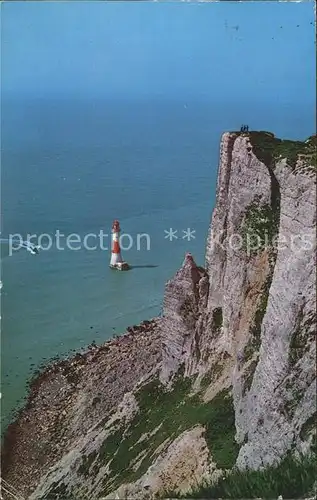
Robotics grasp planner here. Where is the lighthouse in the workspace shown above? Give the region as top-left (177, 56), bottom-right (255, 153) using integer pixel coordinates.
top-left (110, 220), bottom-right (130, 271)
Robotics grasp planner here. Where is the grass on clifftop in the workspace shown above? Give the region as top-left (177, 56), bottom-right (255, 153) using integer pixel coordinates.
top-left (247, 132), bottom-right (317, 170)
top-left (168, 452), bottom-right (316, 499)
top-left (91, 372), bottom-right (239, 495)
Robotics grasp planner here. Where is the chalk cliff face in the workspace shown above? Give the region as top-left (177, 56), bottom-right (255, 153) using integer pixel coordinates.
top-left (160, 253), bottom-right (208, 384)
top-left (2, 132), bottom-right (316, 499)
top-left (160, 132), bottom-right (316, 472)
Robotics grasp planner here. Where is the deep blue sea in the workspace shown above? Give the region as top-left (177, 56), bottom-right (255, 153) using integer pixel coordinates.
top-left (1, 95), bottom-right (314, 430)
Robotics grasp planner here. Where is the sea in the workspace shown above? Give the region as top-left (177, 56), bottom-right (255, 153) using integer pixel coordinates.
top-left (1, 94), bottom-right (314, 431)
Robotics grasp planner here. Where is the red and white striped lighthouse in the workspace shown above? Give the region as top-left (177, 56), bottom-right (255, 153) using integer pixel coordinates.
top-left (110, 220), bottom-right (130, 270)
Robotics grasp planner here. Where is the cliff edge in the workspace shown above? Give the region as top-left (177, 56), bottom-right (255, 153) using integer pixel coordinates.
top-left (2, 132), bottom-right (316, 500)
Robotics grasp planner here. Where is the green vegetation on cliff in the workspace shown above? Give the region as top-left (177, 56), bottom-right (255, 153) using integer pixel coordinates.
top-left (248, 131), bottom-right (317, 170)
top-left (300, 412), bottom-right (317, 453)
top-left (289, 309), bottom-right (316, 368)
top-left (200, 361), bottom-right (223, 390)
top-left (78, 372), bottom-right (239, 495)
top-left (170, 452), bottom-right (316, 499)
top-left (240, 202), bottom-right (279, 255)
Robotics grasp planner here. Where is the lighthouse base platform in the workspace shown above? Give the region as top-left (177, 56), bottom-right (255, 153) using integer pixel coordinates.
top-left (109, 261), bottom-right (130, 271)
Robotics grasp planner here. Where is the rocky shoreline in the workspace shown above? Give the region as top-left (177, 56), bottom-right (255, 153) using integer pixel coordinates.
top-left (2, 318), bottom-right (161, 497)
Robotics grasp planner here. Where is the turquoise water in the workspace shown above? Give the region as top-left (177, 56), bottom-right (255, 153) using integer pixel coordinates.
top-left (1, 96), bottom-right (314, 429)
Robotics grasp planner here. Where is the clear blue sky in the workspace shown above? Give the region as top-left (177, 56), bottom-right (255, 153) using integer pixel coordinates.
top-left (1, 1), bottom-right (315, 104)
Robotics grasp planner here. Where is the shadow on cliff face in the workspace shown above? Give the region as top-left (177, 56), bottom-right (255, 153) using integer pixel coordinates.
top-left (130, 265), bottom-right (159, 269)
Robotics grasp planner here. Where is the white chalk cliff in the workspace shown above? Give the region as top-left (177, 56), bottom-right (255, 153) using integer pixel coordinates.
top-left (3, 132), bottom-right (316, 499)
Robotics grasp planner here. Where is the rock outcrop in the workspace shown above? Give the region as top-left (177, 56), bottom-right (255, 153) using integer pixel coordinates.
top-left (160, 252), bottom-right (208, 384)
top-left (2, 131), bottom-right (316, 500)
